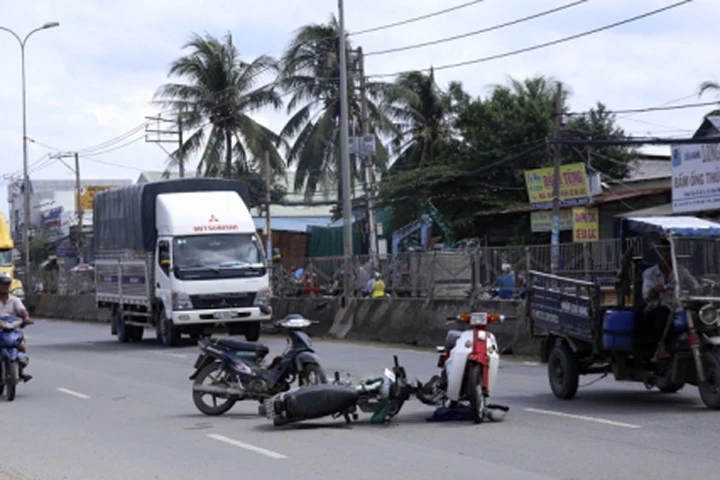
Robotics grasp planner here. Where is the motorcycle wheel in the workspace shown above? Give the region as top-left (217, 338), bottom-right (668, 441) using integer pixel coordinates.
top-left (192, 363), bottom-right (238, 416)
top-left (6, 360), bottom-right (18, 402)
top-left (299, 363), bottom-right (327, 386)
top-left (466, 363), bottom-right (486, 424)
top-left (699, 349), bottom-right (720, 409)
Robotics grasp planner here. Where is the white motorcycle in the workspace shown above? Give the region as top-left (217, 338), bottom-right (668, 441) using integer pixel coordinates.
top-left (416, 312), bottom-right (506, 424)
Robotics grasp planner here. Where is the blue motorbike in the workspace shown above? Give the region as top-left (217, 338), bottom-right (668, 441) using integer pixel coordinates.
top-left (0, 316), bottom-right (30, 402)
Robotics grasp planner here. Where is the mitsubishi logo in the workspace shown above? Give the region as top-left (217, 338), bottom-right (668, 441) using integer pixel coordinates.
top-left (209, 215), bottom-right (219, 223)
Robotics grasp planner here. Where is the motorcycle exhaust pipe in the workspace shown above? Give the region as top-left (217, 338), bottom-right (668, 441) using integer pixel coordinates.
top-left (192, 384), bottom-right (244, 396)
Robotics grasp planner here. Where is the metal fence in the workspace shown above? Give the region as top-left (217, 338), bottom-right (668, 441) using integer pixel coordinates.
top-left (272, 237), bottom-right (643, 299)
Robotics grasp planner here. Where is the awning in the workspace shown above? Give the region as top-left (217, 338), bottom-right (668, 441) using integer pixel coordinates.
top-left (622, 216), bottom-right (720, 237)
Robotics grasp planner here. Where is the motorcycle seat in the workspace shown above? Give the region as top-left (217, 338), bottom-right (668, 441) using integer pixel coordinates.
top-left (216, 338), bottom-right (270, 358)
top-left (445, 330), bottom-right (463, 351)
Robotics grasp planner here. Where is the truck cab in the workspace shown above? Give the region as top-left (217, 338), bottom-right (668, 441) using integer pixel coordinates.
top-left (0, 212), bottom-right (24, 298)
top-left (153, 191), bottom-right (271, 339)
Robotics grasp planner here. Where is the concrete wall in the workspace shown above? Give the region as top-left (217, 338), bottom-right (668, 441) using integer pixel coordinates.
top-left (23, 295), bottom-right (540, 357)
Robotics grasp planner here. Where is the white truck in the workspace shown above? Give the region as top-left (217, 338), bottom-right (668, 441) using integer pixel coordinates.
top-left (93, 178), bottom-right (272, 346)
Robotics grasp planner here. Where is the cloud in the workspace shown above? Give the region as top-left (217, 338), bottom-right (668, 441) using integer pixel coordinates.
top-left (2, 0), bottom-right (718, 217)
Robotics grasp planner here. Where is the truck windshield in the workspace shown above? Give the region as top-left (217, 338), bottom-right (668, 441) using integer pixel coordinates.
top-left (172, 234), bottom-right (265, 280)
top-left (0, 250), bottom-right (12, 266)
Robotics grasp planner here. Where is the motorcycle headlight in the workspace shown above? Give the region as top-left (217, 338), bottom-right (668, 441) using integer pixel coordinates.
top-left (698, 304), bottom-right (718, 326)
top-left (172, 291), bottom-right (193, 310)
top-left (253, 287), bottom-right (271, 306)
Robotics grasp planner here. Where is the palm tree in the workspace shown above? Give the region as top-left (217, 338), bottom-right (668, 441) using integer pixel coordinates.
top-left (382, 68), bottom-right (454, 172)
top-left (153, 32), bottom-right (285, 180)
top-left (278, 15), bottom-right (396, 200)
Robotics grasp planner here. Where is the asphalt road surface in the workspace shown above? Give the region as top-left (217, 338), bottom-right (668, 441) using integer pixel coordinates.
top-left (2, 319), bottom-right (720, 480)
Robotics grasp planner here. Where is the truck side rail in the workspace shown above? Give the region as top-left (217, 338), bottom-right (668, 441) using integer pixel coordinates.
top-left (95, 258), bottom-right (152, 308)
top-left (525, 270), bottom-right (603, 345)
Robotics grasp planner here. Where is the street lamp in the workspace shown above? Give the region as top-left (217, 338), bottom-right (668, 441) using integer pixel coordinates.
top-left (0, 21), bottom-right (60, 289)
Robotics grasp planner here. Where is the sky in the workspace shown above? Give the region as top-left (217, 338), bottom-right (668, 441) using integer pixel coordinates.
top-left (1, 0), bottom-right (719, 217)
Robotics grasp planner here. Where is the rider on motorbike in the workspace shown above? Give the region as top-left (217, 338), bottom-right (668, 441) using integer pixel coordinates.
top-left (0, 273), bottom-right (33, 382)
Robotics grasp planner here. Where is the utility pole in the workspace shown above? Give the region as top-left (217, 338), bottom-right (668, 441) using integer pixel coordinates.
top-left (49, 151), bottom-right (83, 262)
top-left (550, 81), bottom-right (564, 275)
top-left (145, 114), bottom-right (182, 176)
top-left (264, 151), bottom-right (272, 268)
top-left (338, 0), bottom-right (354, 303)
top-left (357, 47), bottom-right (379, 270)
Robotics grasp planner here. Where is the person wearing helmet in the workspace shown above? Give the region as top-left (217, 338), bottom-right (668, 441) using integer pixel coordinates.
top-left (0, 273), bottom-right (33, 382)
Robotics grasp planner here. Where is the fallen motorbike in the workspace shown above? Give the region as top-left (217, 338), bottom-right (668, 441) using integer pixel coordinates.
top-left (0, 315), bottom-right (30, 402)
top-left (190, 314), bottom-right (327, 416)
top-left (262, 355), bottom-right (412, 426)
top-left (415, 311), bottom-right (505, 423)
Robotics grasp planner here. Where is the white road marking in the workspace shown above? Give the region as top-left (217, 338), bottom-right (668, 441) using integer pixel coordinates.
top-left (525, 408), bottom-right (641, 429)
top-left (57, 387), bottom-right (91, 400)
top-left (522, 361), bottom-right (540, 366)
top-left (207, 434), bottom-right (288, 459)
top-left (153, 352), bottom-right (188, 359)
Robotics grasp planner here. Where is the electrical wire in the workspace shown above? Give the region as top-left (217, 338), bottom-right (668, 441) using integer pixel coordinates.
top-left (350, 0), bottom-right (485, 36)
top-left (368, 0), bottom-right (693, 77)
top-left (568, 100), bottom-right (719, 117)
top-left (365, 0), bottom-right (588, 56)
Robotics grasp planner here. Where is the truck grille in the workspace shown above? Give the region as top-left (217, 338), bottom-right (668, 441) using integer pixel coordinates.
top-left (190, 292), bottom-right (256, 310)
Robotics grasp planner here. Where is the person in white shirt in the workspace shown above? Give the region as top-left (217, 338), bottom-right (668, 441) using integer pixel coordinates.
top-left (0, 274), bottom-right (33, 382)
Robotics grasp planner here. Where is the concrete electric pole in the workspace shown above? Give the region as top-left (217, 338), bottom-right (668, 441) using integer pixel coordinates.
top-left (550, 81), bottom-right (564, 275)
top-left (145, 114), bottom-right (183, 177)
top-left (356, 47), bottom-right (379, 270)
top-left (338, 0), bottom-right (354, 303)
top-left (48, 151), bottom-right (83, 261)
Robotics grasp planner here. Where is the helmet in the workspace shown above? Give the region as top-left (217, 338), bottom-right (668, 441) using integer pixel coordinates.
top-left (0, 273), bottom-right (11, 285)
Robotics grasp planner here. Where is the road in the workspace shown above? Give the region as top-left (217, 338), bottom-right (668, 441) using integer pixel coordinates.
top-left (2, 319), bottom-right (719, 480)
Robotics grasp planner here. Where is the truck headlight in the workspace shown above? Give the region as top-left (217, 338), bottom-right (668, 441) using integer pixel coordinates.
top-left (699, 304), bottom-right (718, 326)
top-left (253, 287), bottom-right (271, 306)
top-left (11, 288), bottom-right (24, 298)
top-left (172, 291), bottom-right (193, 310)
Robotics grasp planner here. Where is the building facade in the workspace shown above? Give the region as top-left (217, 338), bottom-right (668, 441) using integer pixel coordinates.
top-left (5, 178), bottom-right (132, 243)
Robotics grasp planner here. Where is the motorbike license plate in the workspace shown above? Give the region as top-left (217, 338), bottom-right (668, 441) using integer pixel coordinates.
top-left (213, 311), bottom-right (235, 319)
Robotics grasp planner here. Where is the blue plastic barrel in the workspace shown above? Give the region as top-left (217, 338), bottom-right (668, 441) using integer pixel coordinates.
top-left (602, 310), bottom-right (635, 351)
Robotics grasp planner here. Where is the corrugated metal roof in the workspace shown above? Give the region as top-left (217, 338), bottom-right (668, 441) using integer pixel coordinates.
top-left (253, 216), bottom-right (331, 233)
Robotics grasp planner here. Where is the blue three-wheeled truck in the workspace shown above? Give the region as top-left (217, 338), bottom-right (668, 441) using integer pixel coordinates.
top-left (526, 216), bottom-right (720, 409)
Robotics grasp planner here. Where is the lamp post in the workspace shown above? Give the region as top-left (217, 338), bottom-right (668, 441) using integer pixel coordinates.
top-left (0, 22), bottom-right (60, 288)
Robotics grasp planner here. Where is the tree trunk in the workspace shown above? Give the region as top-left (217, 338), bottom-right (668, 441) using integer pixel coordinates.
top-left (224, 129), bottom-right (233, 179)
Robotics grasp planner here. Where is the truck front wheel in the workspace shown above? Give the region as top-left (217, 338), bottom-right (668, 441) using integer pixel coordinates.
top-left (244, 322), bottom-right (261, 342)
top-left (156, 308), bottom-right (180, 347)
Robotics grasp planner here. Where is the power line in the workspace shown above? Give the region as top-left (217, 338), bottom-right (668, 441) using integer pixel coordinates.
top-left (368, 0), bottom-right (692, 77)
top-left (568, 100), bottom-right (719, 117)
top-left (365, 0), bottom-right (588, 56)
top-left (350, 0), bottom-right (485, 36)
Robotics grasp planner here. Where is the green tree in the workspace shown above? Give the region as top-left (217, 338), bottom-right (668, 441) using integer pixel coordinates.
top-left (153, 32), bottom-right (286, 182)
top-left (278, 15), bottom-right (396, 200)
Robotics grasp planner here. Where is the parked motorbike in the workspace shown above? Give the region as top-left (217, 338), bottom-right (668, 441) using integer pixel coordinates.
top-left (262, 355), bottom-right (412, 426)
top-left (0, 316), bottom-right (30, 402)
top-left (415, 311), bottom-right (503, 423)
top-left (190, 314), bottom-right (327, 416)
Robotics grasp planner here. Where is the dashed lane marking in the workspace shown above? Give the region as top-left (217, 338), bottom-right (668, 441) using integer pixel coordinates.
top-left (525, 408), bottom-right (641, 429)
top-left (57, 387), bottom-right (91, 399)
top-left (207, 434), bottom-right (288, 459)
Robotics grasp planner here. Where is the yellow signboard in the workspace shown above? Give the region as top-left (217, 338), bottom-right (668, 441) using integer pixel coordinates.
top-left (572, 207), bottom-right (599, 242)
top-left (530, 210), bottom-right (573, 233)
top-left (77, 185), bottom-right (114, 211)
top-left (524, 162), bottom-right (591, 209)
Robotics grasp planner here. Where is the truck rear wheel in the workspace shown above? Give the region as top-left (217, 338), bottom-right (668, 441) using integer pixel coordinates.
top-left (115, 308), bottom-right (129, 343)
top-left (548, 343), bottom-right (580, 400)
